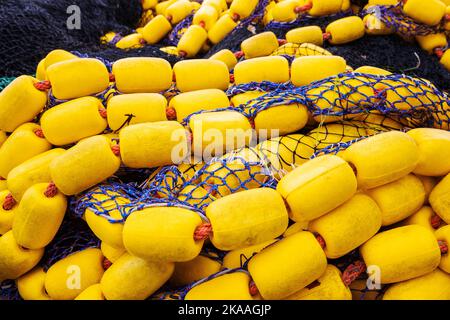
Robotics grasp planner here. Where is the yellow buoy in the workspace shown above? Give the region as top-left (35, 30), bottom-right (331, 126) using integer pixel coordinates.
top-left (142, 15), bottom-right (172, 44)
top-left (0, 191), bottom-right (18, 235)
top-left (74, 284), bottom-right (105, 300)
top-left (174, 59), bottom-right (229, 92)
top-left (170, 255), bottom-right (222, 287)
top-left (241, 32), bottom-right (280, 59)
top-left (0, 76), bottom-right (48, 133)
top-left (234, 56), bottom-right (290, 84)
top-left (407, 128), bottom-right (450, 177)
top-left (40, 97), bottom-right (107, 146)
top-left (7, 148), bottom-right (66, 201)
top-left (366, 174), bottom-right (426, 226)
top-left (248, 231), bottom-right (327, 300)
top-left (309, 193), bottom-right (382, 259)
top-left (107, 93), bottom-right (168, 131)
top-left (0, 122), bottom-right (51, 179)
top-left (277, 155), bottom-right (357, 222)
top-left (208, 14), bottom-right (238, 44)
top-left (430, 173), bottom-right (450, 224)
top-left (50, 135), bottom-right (121, 195)
top-left (341, 131), bottom-right (419, 189)
top-left (177, 25), bottom-right (208, 57)
top-left (185, 271), bottom-right (254, 300)
top-left (286, 26), bottom-right (324, 46)
top-left (46, 58), bottom-right (110, 100)
top-left (286, 265), bottom-right (352, 300)
top-left (12, 183), bottom-right (67, 249)
top-left (17, 267), bottom-right (51, 300)
top-left (123, 206), bottom-right (204, 262)
top-left (222, 239), bottom-right (278, 269)
top-left (112, 57), bottom-right (173, 94)
top-left (0, 231), bottom-right (44, 281)
top-left (100, 242), bottom-right (126, 263)
top-left (402, 206), bottom-right (441, 232)
top-left (360, 225), bottom-right (441, 284)
top-left (101, 253), bottom-right (174, 300)
top-left (291, 55), bottom-right (347, 86)
top-left (44, 248), bottom-right (105, 300)
top-left (229, 0), bottom-right (259, 20)
top-left (383, 269), bottom-right (450, 300)
top-left (435, 225), bottom-right (450, 273)
top-left (209, 49), bottom-right (238, 70)
top-left (403, 0), bottom-right (446, 26)
top-left (325, 16), bottom-right (365, 45)
top-left (119, 121), bottom-right (188, 168)
top-left (189, 111), bottom-right (252, 157)
top-left (169, 89), bottom-right (230, 123)
top-left (206, 188), bottom-right (288, 251)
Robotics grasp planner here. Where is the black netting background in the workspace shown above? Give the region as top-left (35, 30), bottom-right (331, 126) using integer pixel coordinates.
top-left (0, 0), bottom-right (449, 92)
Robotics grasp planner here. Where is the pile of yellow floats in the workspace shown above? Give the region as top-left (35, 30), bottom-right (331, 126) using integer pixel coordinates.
top-left (104, 0), bottom-right (450, 74)
top-left (0, 0), bottom-right (450, 301)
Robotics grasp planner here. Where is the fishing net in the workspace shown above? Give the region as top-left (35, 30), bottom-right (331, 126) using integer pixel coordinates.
top-left (40, 216), bottom-right (100, 271)
top-left (0, 77), bottom-right (15, 92)
top-left (0, 216), bottom-right (100, 301)
top-left (0, 280), bottom-right (21, 301)
top-left (0, 0), bottom-right (180, 77)
top-left (238, 73), bottom-right (450, 130)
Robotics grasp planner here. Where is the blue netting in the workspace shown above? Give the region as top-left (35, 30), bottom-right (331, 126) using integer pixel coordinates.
top-left (362, 4), bottom-right (442, 37)
top-left (165, 14), bottom-right (194, 47)
top-left (234, 73), bottom-right (450, 130)
top-left (0, 279), bottom-right (21, 301)
top-left (40, 217), bottom-right (100, 271)
top-left (151, 268), bottom-right (248, 301)
top-left (0, 77), bottom-right (15, 92)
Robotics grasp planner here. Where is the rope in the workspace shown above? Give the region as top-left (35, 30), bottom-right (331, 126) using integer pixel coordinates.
top-left (342, 260), bottom-right (367, 286)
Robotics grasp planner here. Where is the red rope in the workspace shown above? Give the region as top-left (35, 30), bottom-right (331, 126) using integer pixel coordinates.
top-left (278, 39), bottom-right (287, 46)
top-left (199, 21), bottom-right (206, 29)
top-left (44, 182), bottom-right (58, 198)
top-left (194, 223), bottom-right (212, 241)
top-left (111, 145), bottom-right (121, 157)
top-left (342, 261), bottom-right (366, 286)
top-left (229, 74), bottom-right (235, 83)
top-left (166, 107), bottom-right (177, 121)
top-left (248, 118), bottom-right (256, 130)
top-left (34, 128), bottom-right (45, 138)
top-left (103, 258), bottom-right (113, 270)
top-left (439, 240), bottom-right (448, 255)
top-left (431, 214), bottom-right (443, 229)
top-left (234, 51), bottom-right (244, 59)
top-left (445, 14), bottom-right (450, 21)
top-left (178, 50), bottom-right (188, 58)
top-left (294, 2), bottom-right (313, 13)
top-left (34, 80), bottom-right (51, 91)
top-left (231, 13), bottom-right (240, 22)
top-left (99, 108), bottom-right (107, 119)
top-left (109, 73), bottom-right (115, 82)
top-left (434, 48), bottom-right (445, 59)
top-left (322, 32), bottom-right (332, 41)
top-left (315, 234), bottom-right (326, 249)
top-left (2, 193), bottom-right (16, 210)
top-left (249, 281), bottom-right (259, 296)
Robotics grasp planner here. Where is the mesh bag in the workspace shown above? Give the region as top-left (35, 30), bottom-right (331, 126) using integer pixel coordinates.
top-left (241, 73), bottom-right (450, 129)
top-left (362, 3), bottom-right (442, 37)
